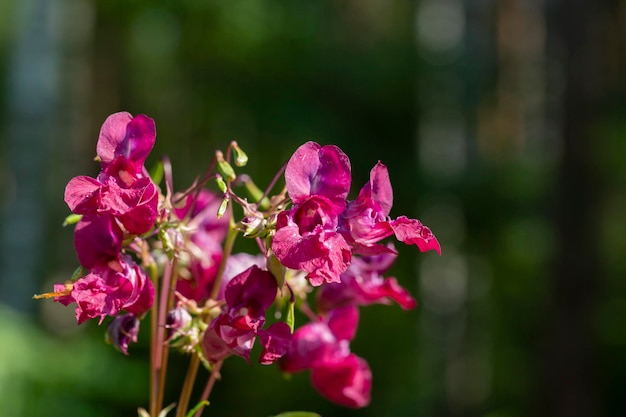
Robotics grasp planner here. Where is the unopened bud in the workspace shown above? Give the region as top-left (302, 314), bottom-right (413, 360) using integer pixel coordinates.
top-left (215, 175), bottom-right (227, 193)
top-left (165, 306), bottom-right (192, 341)
top-left (63, 213), bottom-right (83, 227)
top-left (240, 215), bottom-right (266, 237)
top-left (106, 313), bottom-right (140, 355)
top-left (231, 141), bottom-right (248, 167)
top-left (215, 150), bottom-right (236, 182)
top-left (217, 195), bottom-right (229, 218)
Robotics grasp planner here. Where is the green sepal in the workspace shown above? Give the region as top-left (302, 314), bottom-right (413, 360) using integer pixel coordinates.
top-left (286, 300), bottom-right (295, 333)
top-left (186, 400), bottom-right (210, 417)
top-left (71, 265), bottom-right (86, 281)
top-left (149, 160), bottom-right (164, 185)
top-left (62, 213), bottom-right (82, 227)
top-left (267, 252), bottom-right (286, 288)
top-left (269, 412), bottom-right (321, 417)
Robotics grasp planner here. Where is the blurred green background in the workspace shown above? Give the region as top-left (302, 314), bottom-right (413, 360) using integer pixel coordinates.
top-left (0, 1), bottom-right (624, 416)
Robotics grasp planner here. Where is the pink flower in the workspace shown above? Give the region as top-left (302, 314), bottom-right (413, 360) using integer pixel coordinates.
top-left (55, 255), bottom-right (154, 324)
top-left (340, 161), bottom-right (441, 256)
top-left (64, 112), bottom-right (159, 235)
top-left (317, 248), bottom-right (417, 312)
top-left (272, 142), bottom-right (352, 286)
top-left (280, 306), bottom-right (372, 408)
top-left (202, 265), bottom-right (290, 364)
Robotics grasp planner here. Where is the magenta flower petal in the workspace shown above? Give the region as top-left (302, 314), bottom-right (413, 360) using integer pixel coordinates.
top-left (285, 141), bottom-right (351, 213)
top-left (311, 354), bottom-right (372, 408)
top-left (280, 321), bottom-right (337, 373)
top-left (225, 265), bottom-right (278, 316)
top-left (258, 321), bottom-right (292, 365)
top-left (115, 114), bottom-right (156, 168)
top-left (272, 225), bottom-right (351, 286)
top-left (359, 162), bottom-right (393, 217)
top-left (389, 216), bottom-right (441, 255)
top-left (64, 176), bottom-right (103, 214)
top-left (69, 270), bottom-right (134, 324)
top-left (97, 112), bottom-right (156, 171)
top-left (73, 215), bottom-right (123, 268)
top-left (326, 305), bottom-right (359, 342)
top-left (97, 112), bottom-right (134, 165)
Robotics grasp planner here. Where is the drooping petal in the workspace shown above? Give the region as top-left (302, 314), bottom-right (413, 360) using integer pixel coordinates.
top-left (285, 141), bottom-right (351, 213)
top-left (310, 354), bottom-right (372, 408)
top-left (389, 216), bottom-right (441, 255)
top-left (258, 321), bottom-right (292, 365)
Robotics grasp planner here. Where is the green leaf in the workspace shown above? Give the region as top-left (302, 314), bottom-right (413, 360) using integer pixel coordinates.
top-left (186, 400), bottom-right (210, 417)
top-left (70, 265), bottom-right (86, 281)
top-left (270, 412), bottom-right (321, 417)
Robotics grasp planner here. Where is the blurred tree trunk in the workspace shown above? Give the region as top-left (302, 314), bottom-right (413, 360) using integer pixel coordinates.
top-left (540, 1), bottom-right (610, 416)
top-left (0, 0), bottom-right (60, 314)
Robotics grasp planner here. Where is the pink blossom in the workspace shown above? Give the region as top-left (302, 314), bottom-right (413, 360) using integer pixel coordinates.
top-left (317, 248), bottom-right (416, 312)
top-left (272, 142), bottom-right (352, 285)
top-left (280, 306), bottom-right (372, 408)
top-left (202, 265), bottom-right (290, 364)
top-left (55, 255), bottom-right (154, 324)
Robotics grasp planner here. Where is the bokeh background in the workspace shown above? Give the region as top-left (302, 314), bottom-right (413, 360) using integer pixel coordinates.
top-left (0, 1), bottom-right (624, 416)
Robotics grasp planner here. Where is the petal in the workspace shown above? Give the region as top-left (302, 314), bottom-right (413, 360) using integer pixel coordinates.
top-left (327, 305), bottom-right (359, 342)
top-left (97, 112), bottom-right (134, 165)
top-left (116, 114), bottom-right (156, 168)
top-left (285, 142), bottom-right (351, 212)
top-left (258, 321), bottom-right (292, 365)
top-left (64, 176), bottom-right (103, 214)
top-left (280, 322), bottom-right (336, 372)
top-left (73, 215), bottom-right (123, 268)
top-left (311, 354), bottom-right (372, 408)
top-left (272, 226), bottom-right (351, 286)
top-left (359, 162), bottom-right (393, 217)
top-left (390, 216), bottom-right (441, 255)
top-left (224, 265), bottom-right (277, 316)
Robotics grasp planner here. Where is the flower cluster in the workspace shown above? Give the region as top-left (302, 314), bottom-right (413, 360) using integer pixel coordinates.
top-left (37, 113), bottom-right (440, 416)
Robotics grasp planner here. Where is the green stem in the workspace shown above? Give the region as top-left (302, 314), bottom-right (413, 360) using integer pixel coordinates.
top-left (194, 360), bottom-right (224, 417)
top-left (149, 262), bottom-right (160, 417)
top-left (175, 353), bottom-right (201, 417)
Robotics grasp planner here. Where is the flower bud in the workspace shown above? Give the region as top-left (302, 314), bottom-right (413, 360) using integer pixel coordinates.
top-left (239, 215), bottom-right (266, 238)
top-left (165, 306), bottom-right (192, 341)
top-left (105, 313), bottom-right (140, 355)
top-left (231, 141), bottom-right (248, 167)
top-left (215, 150), bottom-right (236, 182)
top-left (217, 195), bottom-right (229, 218)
